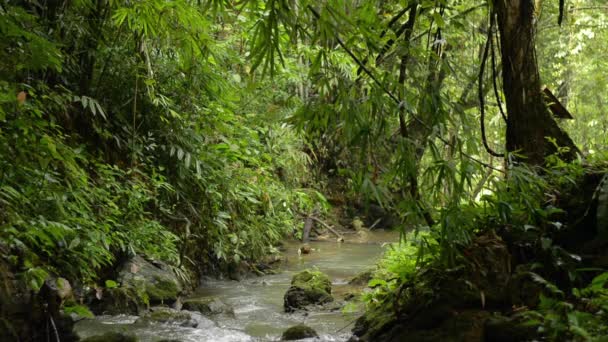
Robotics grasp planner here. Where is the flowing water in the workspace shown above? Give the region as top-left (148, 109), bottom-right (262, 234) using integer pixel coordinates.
top-left (74, 230), bottom-right (397, 341)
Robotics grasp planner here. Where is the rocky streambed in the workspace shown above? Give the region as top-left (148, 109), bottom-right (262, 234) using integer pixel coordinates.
top-left (74, 230), bottom-right (397, 341)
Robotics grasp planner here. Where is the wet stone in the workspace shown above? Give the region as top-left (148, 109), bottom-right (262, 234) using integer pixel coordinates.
top-left (284, 269), bottom-right (333, 312)
top-left (181, 297), bottom-right (235, 317)
top-left (135, 307), bottom-right (214, 328)
top-left (281, 324), bottom-right (319, 340)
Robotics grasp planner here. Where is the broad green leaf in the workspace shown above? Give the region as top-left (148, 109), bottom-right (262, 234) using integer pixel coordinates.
top-left (105, 280), bottom-right (118, 289)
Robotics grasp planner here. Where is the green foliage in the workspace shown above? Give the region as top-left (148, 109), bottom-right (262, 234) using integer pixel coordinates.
top-left (0, 5), bottom-right (63, 73)
top-left (483, 165), bottom-right (554, 226)
top-left (63, 304), bottom-right (95, 319)
top-left (363, 231), bottom-right (436, 308)
top-left (521, 272), bottom-right (608, 341)
top-left (0, 0), bottom-right (318, 294)
top-left (0, 129), bottom-right (181, 282)
top-left (105, 280), bottom-right (118, 289)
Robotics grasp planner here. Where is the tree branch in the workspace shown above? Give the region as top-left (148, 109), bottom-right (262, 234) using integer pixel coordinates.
top-left (306, 5), bottom-right (505, 174)
top-left (310, 216), bottom-right (344, 240)
top-left (307, 5), bottom-right (400, 104)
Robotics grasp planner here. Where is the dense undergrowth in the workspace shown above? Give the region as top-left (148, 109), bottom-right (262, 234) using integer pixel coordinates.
top-left (359, 159), bottom-right (608, 341)
top-left (0, 1), bottom-right (322, 297)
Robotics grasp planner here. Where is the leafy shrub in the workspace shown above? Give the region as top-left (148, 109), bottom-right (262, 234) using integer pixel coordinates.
top-left (521, 272), bottom-right (608, 341)
top-left (363, 231), bottom-right (435, 308)
top-left (0, 0), bottom-right (319, 293)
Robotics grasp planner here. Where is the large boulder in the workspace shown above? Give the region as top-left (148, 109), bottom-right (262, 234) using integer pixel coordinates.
top-left (281, 324), bottom-right (319, 340)
top-left (284, 269), bottom-right (333, 312)
top-left (118, 255), bottom-right (182, 303)
top-left (93, 255), bottom-right (182, 315)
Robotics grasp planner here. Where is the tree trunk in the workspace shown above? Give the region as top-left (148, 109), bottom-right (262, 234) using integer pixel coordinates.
top-left (495, 0), bottom-right (577, 165)
top-left (302, 215), bottom-right (313, 243)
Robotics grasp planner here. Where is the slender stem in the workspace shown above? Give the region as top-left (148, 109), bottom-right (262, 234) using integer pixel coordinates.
top-left (132, 74), bottom-right (138, 167)
top-left (479, 20), bottom-right (504, 158)
top-left (490, 14), bottom-right (507, 123)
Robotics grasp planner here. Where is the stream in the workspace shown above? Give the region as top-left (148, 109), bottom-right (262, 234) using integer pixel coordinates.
top-left (74, 230), bottom-right (397, 341)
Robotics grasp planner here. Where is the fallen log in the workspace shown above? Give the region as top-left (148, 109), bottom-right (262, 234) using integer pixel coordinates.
top-left (310, 216), bottom-right (344, 241)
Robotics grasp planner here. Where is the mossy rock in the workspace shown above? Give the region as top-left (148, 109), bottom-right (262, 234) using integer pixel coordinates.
top-left (284, 269), bottom-right (333, 312)
top-left (281, 324), bottom-right (319, 340)
top-left (81, 332), bottom-right (137, 342)
top-left (97, 287), bottom-right (141, 315)
top-left (136, 307), bottom-right (195, 327)
top-left (145, 276), bottom-right (180, 302)
top-left (117, 255), bottom-right (182, 304)
top-left (355, 309), bottom-right (490, 342)
top-left (92, 255), bottom-right (181, 314)
top-left (348, 270), bottom-right (373, 286)
top-left (352, 305), bottom-right (398, 340)
top-left (291, 269), bottom-right (332, 293)
top-left (148, 308), bottom-right (191, 322)
top-left (227, 261), bottom-right (251, 281)
top-left (181, 297), bottom-right (235, 317)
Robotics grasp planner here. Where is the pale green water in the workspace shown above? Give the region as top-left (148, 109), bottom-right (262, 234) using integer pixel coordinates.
top-left (74, 230), bottom-right (397, 341)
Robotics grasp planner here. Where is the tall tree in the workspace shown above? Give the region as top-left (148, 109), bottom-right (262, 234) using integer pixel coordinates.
top-left (494, 0), bottom-right (578, 165)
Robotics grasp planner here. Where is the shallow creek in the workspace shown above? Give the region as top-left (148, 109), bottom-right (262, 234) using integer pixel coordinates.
top-left (75, 230), bottom-right (397, 341)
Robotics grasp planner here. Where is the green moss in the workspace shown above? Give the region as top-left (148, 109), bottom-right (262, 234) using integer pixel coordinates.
top-left (281, 324), bottom-right (318, 340)
top-left (100, 287), bottom-right (142, 315)
top-left (291, 269), bottom-right (332, 294)
top-left (146, 276), bottom-right (179, 301)
top-left (284, 269), bottom-right (334, 311)
top-left (148, 309), bottom-right (191, 323)
top-left (308, 287), bottom-right (332, 301)
top-left (62, 304), bottom-right (94, 318)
